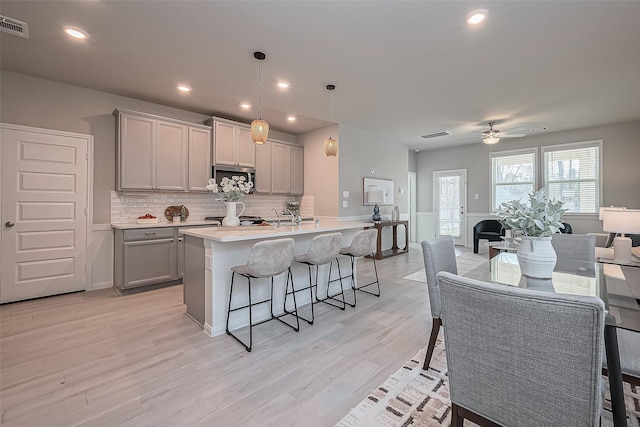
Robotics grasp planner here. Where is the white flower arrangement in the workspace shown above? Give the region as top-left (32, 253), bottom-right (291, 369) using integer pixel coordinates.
top-left (497, 188), bottom-right (567, 237)
top-left (206, 176), bottom-right (253, 202)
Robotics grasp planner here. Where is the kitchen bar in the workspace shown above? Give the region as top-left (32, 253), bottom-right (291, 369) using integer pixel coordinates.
top-left (180, 220), bottom-right (372, 337)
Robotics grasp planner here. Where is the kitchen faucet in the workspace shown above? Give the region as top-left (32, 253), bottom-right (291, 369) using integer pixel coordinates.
top-left (282, 209), bottom-right (302, 226)
top-left (272, 208), bottom-right (281, 228)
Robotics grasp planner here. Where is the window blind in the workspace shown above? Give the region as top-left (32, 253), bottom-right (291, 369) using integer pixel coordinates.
top-left (491, 149), bottom-right (536, 210)
top-left (543, 142), bottom-right (600, 214)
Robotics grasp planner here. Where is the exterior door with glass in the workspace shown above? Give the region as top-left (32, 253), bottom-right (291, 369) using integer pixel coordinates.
top-left (434, 170), bottom-right (467, 246)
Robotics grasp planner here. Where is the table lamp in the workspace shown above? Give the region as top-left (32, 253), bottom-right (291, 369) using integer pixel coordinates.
top-left (602, 208), bottom-right (640, 263)
top-left (367, 189), bottom-right (385, 222)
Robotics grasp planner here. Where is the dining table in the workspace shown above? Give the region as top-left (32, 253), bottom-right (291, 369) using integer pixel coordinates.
top-left (464, 252), bottom-right (640, 427)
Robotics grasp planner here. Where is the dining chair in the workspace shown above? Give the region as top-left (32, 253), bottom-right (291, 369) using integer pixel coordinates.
top-left (604, 328), bottom-right (640, 386)
top-left (420, 236), bottom-right (457, 370)
top-left (438, 271), bottom-right (605, 427)
top-left (293, 232), bottom-right (343, 323)
top-left (226, 238), bottom-right (299, 352)
top-left (551, 233), bottom-right (596, 272)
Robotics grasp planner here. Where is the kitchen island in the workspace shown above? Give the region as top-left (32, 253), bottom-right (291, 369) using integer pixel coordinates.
top-left (180, 220), bottom-right (373, 337)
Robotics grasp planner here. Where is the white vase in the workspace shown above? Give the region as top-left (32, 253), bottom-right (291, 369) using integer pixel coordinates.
top-left (222, 201), bottom-right (245, 227)
top-left (517, 236), bottom-right (557, 279)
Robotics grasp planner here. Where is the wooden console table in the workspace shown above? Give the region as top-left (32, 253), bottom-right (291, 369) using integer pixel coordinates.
top-left (367, 220), bottom-right (409, 260)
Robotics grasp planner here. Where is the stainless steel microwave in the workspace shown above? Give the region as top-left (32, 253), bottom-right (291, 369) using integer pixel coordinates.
top-left (212, 165), bottom-right (256, 193)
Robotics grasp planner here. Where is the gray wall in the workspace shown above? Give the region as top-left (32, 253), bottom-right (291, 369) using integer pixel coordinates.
top-left (416, 119), bottom-right (640, 234)
top-left (338, 125), bottom-right (409, 218)
top-left (0, 71), bottom-right (295, 224)
top-left (408, 150), bottom-right (417, 173)
top-left (298, 125), bottom-right (340, 217)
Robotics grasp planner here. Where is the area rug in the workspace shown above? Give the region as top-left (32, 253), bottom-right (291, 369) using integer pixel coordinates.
top-left (336, 335), bottom-right (640, 427)
top-left (403, 253), bottom-right (487, 283)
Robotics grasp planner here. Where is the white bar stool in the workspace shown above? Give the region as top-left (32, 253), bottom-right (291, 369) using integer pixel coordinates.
top-left (292, 232), bottom-right (344, 323)
top-left (335, 228), bottom-right (380, 307)
top-left (225, 238), bottom-right (299, 352)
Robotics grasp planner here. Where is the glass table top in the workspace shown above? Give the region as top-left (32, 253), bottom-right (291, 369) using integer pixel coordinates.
top-left (464, 252), bottom-right (640, 332)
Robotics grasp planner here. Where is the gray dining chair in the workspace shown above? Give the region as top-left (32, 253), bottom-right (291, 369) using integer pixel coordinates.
top-left (438, 271), bottom-right (605, 427)
top-left (604, 328), bottom-right (640, 386)
top-left (551, 233), bottom-right (596, 272)
top-left (420, 236), bottom-right (457, 370)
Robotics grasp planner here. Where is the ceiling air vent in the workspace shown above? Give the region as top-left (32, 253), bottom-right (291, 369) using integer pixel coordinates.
top-left (0, 15), bottom-right (29, 39)
top-left (419, 131), bottom-right (451, 140)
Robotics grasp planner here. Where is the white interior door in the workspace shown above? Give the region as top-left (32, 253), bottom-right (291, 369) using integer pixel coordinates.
top-left (408, 172), bottom-right (417, 242)
top-left (1, 126), bottom-right (90, 303)
top-left (433, 170), bottom-right (466, 246)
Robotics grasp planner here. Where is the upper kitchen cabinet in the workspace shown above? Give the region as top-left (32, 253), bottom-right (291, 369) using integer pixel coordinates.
top-left (270, 142), bottom-right (304, 195)
top-left (211, 120), bottom-right (255, 168)
top-left (115, 109), bottom-right (211, 192)
top-left (254, 140), bottom-right (271, 193)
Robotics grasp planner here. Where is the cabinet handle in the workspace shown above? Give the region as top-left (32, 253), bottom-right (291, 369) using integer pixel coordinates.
top-left (144, 232), bottom-right (156, 236)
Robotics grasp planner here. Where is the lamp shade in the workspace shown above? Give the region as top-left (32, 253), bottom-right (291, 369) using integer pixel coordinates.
top-left (367, 189), bottom-right (385, 204)
top-left (599, 206), bottom-right (625, 220)
top-left (602, 209), bottom-right (640, 234)
top-left (483, 135), bottom-right (499, 145)
top-left (324, 138), bottom-right (338, 157)
top-left (251, 119), bottom-right (269, 144)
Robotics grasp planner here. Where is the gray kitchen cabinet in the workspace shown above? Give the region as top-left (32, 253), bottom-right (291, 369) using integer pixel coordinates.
top-left (254, 140), bottom-right (271, 193)
top-left (210, 120), bottom-right (256, 168)
top-left (188, 127), bottom-right (212, 191)
top-left (115, 109), bottom-right (211, 191)
top-left (114, 224), bottom-right (213, 293)
top-left (271, 141), bottom-right (304, 195)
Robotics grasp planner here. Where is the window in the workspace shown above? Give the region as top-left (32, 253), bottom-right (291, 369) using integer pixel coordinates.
top-left (491, 148), bottom-right (537, 211)
top-left (543, 140), bottom-right (601, 214)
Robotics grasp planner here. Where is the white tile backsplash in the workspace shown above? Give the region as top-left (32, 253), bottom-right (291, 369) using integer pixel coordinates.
top-left (110, 191), bottom-right (313, 223)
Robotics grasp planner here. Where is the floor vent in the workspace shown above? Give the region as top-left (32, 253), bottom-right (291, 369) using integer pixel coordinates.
top-left (0, 15), bottom-right (29, 39)
top-left (419, 131), bottom-right (451, 139)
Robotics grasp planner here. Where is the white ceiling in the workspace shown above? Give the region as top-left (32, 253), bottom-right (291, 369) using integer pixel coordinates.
top-left (2, 1), bottom-right (640, 151)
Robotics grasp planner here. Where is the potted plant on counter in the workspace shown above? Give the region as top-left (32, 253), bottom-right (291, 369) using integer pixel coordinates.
top-left (496, 189), bottom-right (567, 281)
top-left (206, 176), bottom-right (253, 226)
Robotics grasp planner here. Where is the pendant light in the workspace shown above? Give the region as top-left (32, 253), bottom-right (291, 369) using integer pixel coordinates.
top-left (324, 84), bottom-right (338, 157)
top-left (251, 51), bottom-right (269, 144)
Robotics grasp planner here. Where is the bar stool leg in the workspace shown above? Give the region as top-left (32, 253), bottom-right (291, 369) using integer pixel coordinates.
top-left (274, 268), bottom-right (300, 331)
top-left (322, 258), bottom-right (347, 310)
top-left (226, 272), bottom-right (254, 352)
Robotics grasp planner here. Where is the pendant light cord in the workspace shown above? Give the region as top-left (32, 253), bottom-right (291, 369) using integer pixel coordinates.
top-left (258, 60), bottom-right (262, 120)
top-left (329, 90), bottom-right (332, 139)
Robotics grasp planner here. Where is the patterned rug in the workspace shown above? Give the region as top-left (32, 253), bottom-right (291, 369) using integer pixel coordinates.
top-left (336, 335), bottom-right (640, 427)
top-left (402, 253), bottom-right (487, 283)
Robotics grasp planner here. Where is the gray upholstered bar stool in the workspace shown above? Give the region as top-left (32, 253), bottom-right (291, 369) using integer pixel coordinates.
top-left (291, 232), bottom-right (344, 323)
top-left (225, 238), bottom-right (299, 352)
top-left (333, 228), bottom-right (380, 308)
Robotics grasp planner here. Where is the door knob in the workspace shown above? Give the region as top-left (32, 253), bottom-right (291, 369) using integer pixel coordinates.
top-left (5, 221), bottom-right (15, 227)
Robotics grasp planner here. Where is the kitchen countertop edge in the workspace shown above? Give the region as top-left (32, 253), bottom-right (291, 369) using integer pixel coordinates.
top-left (179, 220), bottom-right (374, 242)
top-left (111, 220), bottom-right (220, 230)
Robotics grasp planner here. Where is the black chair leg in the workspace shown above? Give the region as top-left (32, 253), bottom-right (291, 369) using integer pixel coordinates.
top-left (474, 237), bottom-right (479, 254)
top-left (423, 317), bottom-right (442, 370)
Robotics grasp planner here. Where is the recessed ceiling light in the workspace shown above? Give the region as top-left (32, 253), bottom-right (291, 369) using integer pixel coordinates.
top-left (277, 81), bottom-right (290, 89)
top-left (64, 26), bottom-right (88, 40)
top-left (287, 116), bottom-right (296, 121)
top-left (466, 9), bottom-right (488, 25)
top-left (177, 84), bottom-right (192, 92)
top-left (240, 103), bottom-right (251, 109)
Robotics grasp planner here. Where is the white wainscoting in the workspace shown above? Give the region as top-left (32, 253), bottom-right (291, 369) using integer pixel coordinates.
top-left (416, 212), bottom-right (434, 243)
top-left (417, 212), bottom-right (498, 248)
top-left (91, 224), bottom-right (114, 290)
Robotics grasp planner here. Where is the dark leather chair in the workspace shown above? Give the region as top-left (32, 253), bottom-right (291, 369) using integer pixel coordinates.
top-left (473, 220), bottom-right (503, 254)
top-left (560, 222), bottom-right (573, 234)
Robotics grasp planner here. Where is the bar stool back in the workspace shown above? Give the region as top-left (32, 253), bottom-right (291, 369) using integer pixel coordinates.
top-left (337, 228), bottom-right (380, 307)
top-left (226, 238), bottom-right (299, 352)
top-left (293, 232), bottom-right (343, 322)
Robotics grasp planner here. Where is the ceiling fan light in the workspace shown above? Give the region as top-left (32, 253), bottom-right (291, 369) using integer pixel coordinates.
top-left (251, 119), bottom-right (269, 144)
top-left (483, 135), bottom-right (500, 145)
top-left (324, 138), bottom-right (338, 157)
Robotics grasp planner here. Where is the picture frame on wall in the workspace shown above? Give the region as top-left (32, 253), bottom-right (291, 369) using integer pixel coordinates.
top-left (363, 178), bottom-right (394, 206)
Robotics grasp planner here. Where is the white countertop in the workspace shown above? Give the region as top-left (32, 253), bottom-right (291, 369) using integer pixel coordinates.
top-left (111, 219), bottom-right (220, 230)
top-left (180, 220), bottom-right (373, 242)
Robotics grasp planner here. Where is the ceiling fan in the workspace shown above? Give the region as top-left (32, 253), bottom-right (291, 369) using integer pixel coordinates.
top-left (480, 122), bottom-right (526, 145)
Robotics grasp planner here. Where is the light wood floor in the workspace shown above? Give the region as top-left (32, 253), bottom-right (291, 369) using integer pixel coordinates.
top-left (0, 244), bottom-right (473, 427)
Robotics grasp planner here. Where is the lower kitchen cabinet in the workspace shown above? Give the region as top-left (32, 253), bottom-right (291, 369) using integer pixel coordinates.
top-left (113, 225), bottom-right (208, 293)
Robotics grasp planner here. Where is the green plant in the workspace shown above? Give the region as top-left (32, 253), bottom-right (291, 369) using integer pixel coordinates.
top-left (497, 189), bottom-right (567, 237)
